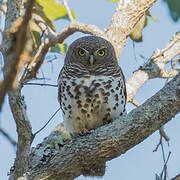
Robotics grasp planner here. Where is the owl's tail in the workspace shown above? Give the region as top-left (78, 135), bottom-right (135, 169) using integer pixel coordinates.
top-left (82, 162), bottom-right (106, 177)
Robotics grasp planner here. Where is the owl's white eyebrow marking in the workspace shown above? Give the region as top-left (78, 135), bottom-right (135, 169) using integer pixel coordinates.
top-left (76, 47), bottom-right (89, 53)
top-left (95, 47), bottom-right (107, 52)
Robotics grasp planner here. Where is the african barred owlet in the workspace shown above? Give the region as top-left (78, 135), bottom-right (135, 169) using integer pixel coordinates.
top-left (58, 36), bottom-right (126, 177)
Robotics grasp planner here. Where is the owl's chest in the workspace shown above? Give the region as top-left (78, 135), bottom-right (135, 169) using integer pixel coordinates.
top-left (59, 75), bottom-right (126, 134)
top-left (61, 75), bottom-right (118, 106)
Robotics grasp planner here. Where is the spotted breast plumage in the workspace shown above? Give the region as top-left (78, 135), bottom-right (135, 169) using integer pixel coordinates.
top-left (58, 35), bottom-right (126, 177)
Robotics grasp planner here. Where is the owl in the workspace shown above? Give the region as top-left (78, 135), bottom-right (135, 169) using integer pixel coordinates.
top-left (58, 36), bottom-right (126, 177)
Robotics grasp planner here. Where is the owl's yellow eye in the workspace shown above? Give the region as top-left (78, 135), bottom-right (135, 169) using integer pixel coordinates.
top-left (97, 49), bottom-right (105, 56)
top-left (78, 49), bottom-right (86, 56)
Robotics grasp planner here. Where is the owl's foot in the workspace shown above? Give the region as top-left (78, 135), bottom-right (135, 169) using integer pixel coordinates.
top-left (77, 130), bottom-right (91, 137)
top-left (52, 123), bottom-right (71, 148)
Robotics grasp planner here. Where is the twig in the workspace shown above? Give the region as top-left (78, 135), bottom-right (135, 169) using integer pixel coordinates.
top-left (153, 135), bottom-right (162, 152)
top-left (23, 82), bottom-right (57, 87)
top-left (130, 99), bottom-right (140, 107)
top-left (161, 141), bottom-right (166, 165)
top-left (165, 58), bottom-right (180, 83)
top-left (34, 107), bottom-right (61, 136)
top-left (132, 41), bottom-right (138, 64)
top-left (40, 68), bottom-right (45, 84)
top-left (139, 54), bottom-right (149, 61)
top-left (24, 77), bottom-right (51, 82)
top-left (160, 151), bottom-right (171, 180)
top-left (45, 55), bottom-right (57, 64)
top-left (159, 127), bottom-right (170, 143)
top-left (153, 127), bottom-right (169, 152)
top-left (0, 127), bottom-right (17, 146)
top-left (35, 77), bottom-right (51, 81)
top-left (171, 58), bottom-right (180, 70)
top-left (63, 0), bottom-right (74, 22)
top-left (45, 55), bottom-right (58, 73)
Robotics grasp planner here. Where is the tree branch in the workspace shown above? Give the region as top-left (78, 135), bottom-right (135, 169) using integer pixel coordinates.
top-left (0, 0), bottom-right (7, 15)
top-left (23, 82), bottom-right (57, 87)
top-left (0, 127), bottom-right (17, 147)
top-left (105, 0), bottom-right (157, 56)
top-left (18, 73), bottom-right (180, 180)
top-left (126, 32), bottom-right (180, 102)
top-left (0, 0), bottom-right (35, 179)
top-left (8, 88), bottom-right (34, 180)
top-left (0, 0), bottom-right (35, 111)
top-left (63, 0), bottom-right (74, 22)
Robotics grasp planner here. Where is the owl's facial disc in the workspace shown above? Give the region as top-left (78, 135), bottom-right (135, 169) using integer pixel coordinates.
top-left (64, 36), bottom-right (118, 67)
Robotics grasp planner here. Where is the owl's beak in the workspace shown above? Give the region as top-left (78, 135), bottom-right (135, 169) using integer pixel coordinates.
top-left (89, 55), bottom-right (94, 66)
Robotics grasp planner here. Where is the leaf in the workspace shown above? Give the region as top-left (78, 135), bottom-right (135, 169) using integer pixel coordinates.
top-left (130, 14), bottom-right (148, 42)
top-left (32, 31), bottom-right (41, 49)
top-left (163, 0), bottom-right (180, 22)
top-left (146, 10), bottom-right (158, 22)
top-left (50, 43), bottom-right (68, 55)
top-left (34, 2), bottom-right (55, 31)
top-left (29, 19), bottom-right (41, 33)
top-left (36, 0), bottom-right (76, 21)
top-left (130, 10), bottom-right (157, 42)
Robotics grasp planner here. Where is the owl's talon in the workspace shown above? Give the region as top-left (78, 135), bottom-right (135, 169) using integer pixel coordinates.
top-left (52, 123), bottom-right (72, 148)
top-left (75, 130), bottom-right (91, 137)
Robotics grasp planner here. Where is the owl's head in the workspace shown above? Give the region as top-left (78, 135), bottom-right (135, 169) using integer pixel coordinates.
top-left (64, 36), bottom-right (117, 67)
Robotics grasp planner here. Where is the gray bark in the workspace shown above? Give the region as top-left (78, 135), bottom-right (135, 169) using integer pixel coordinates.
top-left (18, 73), bottom-right (180, 180)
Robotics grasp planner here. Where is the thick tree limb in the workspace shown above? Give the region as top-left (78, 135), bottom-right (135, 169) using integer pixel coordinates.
top-left (8, 89), bottom-right (34, 180)
top-left (17, 73), bottom-right (180, 180)
top-left (0, 0), bottom-right (34, 179)
top-left (105, 0), bottom-right (157, 56)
